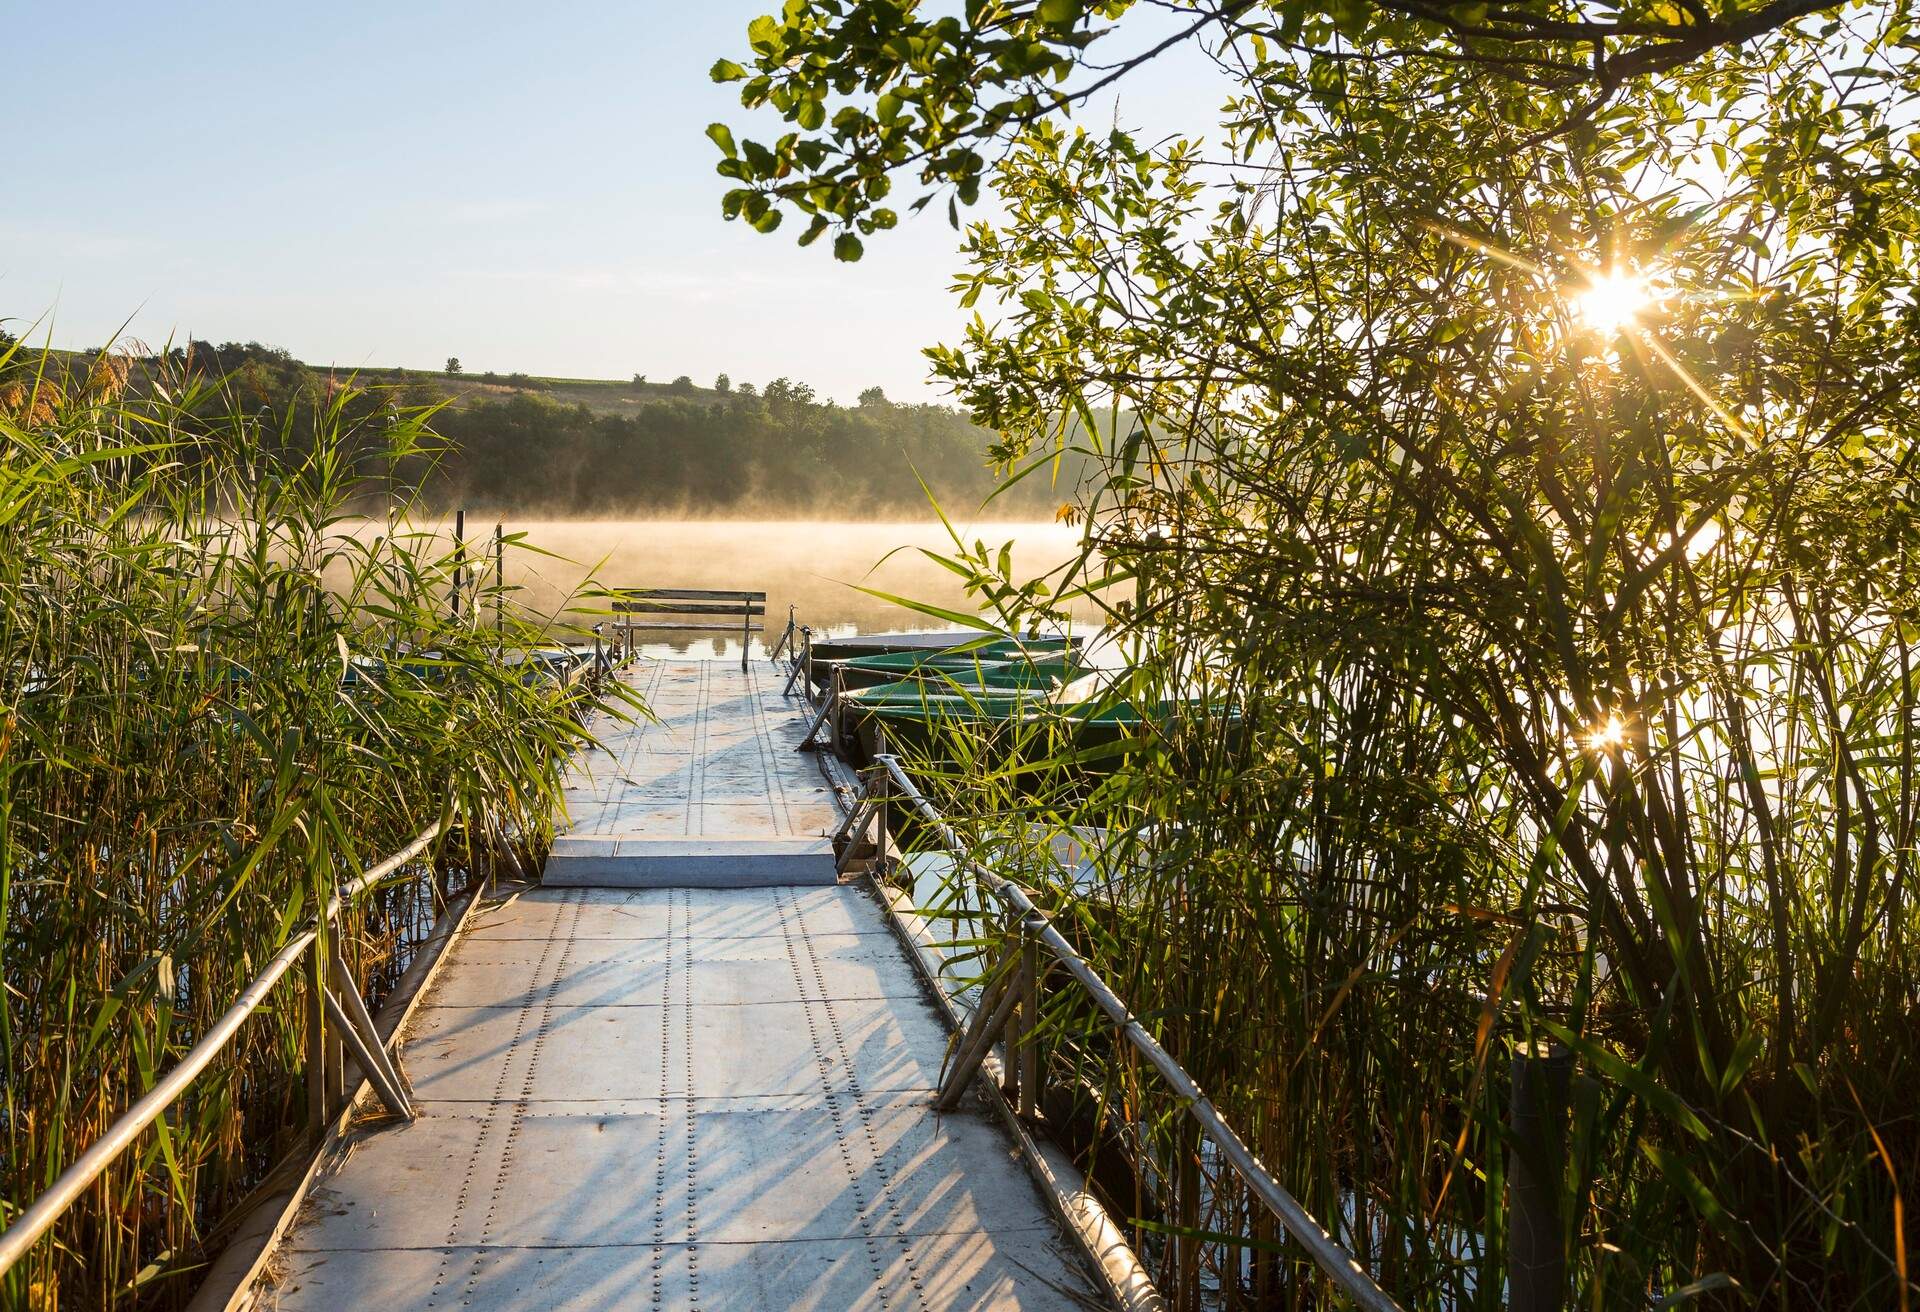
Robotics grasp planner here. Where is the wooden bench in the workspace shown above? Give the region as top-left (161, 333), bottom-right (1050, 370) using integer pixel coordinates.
top-left (610, 588), bottom-right (766, 668)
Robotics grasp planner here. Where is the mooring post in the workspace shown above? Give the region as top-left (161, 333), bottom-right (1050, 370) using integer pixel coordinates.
top-left (1508, 1041), bottom-right (1572, 1312)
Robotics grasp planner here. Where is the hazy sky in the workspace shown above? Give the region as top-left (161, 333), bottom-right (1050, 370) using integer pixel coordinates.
top-left (10, 3), bottom-right (1226, 404)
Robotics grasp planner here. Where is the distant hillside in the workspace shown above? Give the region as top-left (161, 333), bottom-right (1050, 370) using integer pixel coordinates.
top-left (355, 367), bottom-right (736, 417)
top-left (4, 337), bottom-right (1092, 518)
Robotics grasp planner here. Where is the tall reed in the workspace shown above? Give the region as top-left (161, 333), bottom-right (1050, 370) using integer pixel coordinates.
top-left (0, 344), bottom-right (595, 1308)
top-left (908, 474), bottom-right (1916, 1307)
top-left (878, 35), bottom-right (1920, 1299)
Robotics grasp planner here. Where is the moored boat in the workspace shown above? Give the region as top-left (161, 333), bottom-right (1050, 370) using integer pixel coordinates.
top-left (840, 674), bottom-right (1236, 772)
top-left (835, 646), bottom-right (1085, 689)
top-left (806, 629), bottom-right (1078, 662)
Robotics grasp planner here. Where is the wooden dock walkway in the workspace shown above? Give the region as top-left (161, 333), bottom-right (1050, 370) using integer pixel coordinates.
top-left (249, 660), bottom-right (1106, 1311)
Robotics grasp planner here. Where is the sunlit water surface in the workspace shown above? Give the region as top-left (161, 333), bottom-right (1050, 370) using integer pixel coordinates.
top-left (426, 518), bottom-right (1095, 659)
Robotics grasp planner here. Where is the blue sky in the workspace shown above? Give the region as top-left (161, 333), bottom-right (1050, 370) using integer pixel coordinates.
top-left (9, 2), bottom-right (1225, 403)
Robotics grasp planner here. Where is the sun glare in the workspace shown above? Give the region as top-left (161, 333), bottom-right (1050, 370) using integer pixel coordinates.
top-left (1584, 714), bottom-right (1630, 754)
top-left (1572, 271), bottom-right (1654, 334)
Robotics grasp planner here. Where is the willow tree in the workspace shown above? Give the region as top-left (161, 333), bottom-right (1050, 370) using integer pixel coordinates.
top-left (717, 4), bottom-right (1917, 1308)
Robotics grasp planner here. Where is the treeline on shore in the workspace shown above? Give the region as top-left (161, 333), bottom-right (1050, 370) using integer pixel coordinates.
top-left (431, 386), bottom-right (1057, 515)
top-left (0, 334), bottom-right (1086, 517)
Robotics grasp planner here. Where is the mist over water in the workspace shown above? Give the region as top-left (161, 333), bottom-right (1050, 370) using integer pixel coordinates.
top-left (471, 519), bottom-right (1092, 658)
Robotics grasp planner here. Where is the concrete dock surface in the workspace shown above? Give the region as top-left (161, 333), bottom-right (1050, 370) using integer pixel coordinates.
top-left (251, 659), bottom-right (1105, 1311)
top-left (546, 661), bottom-right (841, 888)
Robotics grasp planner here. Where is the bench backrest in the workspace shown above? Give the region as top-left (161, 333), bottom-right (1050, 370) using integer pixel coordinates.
top-left (609, 588), bottom-right (767, 667)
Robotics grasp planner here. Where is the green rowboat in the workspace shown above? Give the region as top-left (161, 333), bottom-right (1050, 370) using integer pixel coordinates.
top-left (836, 647), bottom-right (1085, 689)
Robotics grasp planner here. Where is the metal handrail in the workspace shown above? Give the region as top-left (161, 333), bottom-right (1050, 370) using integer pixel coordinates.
top-left (869, 754), bottom-right (1406, 1312)
top-left (0, 818), bottom-right (446, 1278)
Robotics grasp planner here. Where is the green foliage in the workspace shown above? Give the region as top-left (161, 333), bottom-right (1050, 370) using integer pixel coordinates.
top-left (0, 352), bottom-right (599, 1307)
top-left (734, 0), bottom-right (1920, 1307)
top-left (709, 0), bottom-right (1850, 254)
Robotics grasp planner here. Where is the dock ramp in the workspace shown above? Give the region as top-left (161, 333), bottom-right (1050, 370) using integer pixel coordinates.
top-left (547, 660), bottom-right (839, 888)
top-left (245, 659), bottom-right (1111, 1310)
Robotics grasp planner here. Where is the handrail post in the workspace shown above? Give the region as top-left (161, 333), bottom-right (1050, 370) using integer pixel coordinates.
top-left (330, 945), bottom-right (413, 1113)
top-left (327, 947), bottom-right (415, 1120)
top-left (324, 1003), bottom-right (346, 1117)
top-left (0, 819), bottom-right (445, 1283)
top-left (874, 750), bottom-right (1406, 1312)
top-left (1509, 1042), bottom-right (1572, 1312)
top-left (319, 917), bottom-right (344, 1118)
top-left (1000, 911), bottom-right (1027, 1110)
top-left (1017, 911), bottom-right (1042, 1119)
top-left (305, 939), bottom-right (327, 1136)
top-left (799, 664), bottom-right (846, 753)
top-left (1175, 1125), bottom-right (1201, 1310)
top-left (934, 943), bottom-right (1021, 1112)
top-left (783, 623), bottom-right (812, 696)
top-left (872, 769), bottom-right (890, 881)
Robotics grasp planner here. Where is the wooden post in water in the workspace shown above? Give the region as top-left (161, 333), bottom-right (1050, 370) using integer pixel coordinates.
top-left (1508, 1041), bottom-right (1572, 1312)
top-left (493, 522), bottom-right (504, 635)
top-left (451, 508), bottom-right (464, 622)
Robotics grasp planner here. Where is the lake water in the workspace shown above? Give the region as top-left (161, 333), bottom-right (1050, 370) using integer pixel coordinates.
top-left (474, 518), bottom-right (1093, 658)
